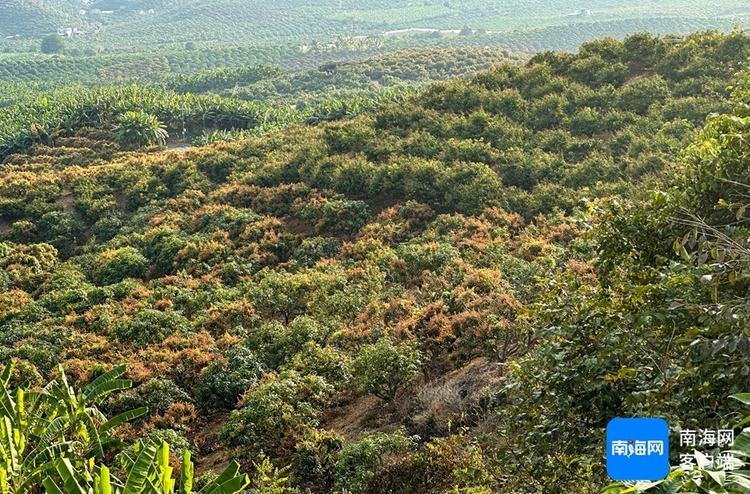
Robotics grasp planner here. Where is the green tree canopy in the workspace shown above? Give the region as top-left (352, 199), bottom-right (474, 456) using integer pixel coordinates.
top-left (351, 337), bottom-right (422, 402)
top-left (41, 34), bottom-right (64, 54)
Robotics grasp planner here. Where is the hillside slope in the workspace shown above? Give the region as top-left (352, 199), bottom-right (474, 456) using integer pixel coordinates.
top-left (2, 31), bottom-right (750, 492)
top-left (0, 0), bottom-right (91, 38)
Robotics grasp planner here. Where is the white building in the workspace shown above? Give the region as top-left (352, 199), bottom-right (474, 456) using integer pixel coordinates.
top-left (568, 9), bottom-right (591, 17)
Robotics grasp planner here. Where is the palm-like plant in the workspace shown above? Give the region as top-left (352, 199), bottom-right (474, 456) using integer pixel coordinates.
top-left (0, 358), bottom-right (249, 494)
top-left (42, 440), bottom-right (250, 494)
top-left (0, 360), bottom-right (147, 493)
top-left (113, 111), bottom-right (169, 148)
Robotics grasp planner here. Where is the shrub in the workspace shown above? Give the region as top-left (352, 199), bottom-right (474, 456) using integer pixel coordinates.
top-left (110, 309), bottom-right (190, 348)
top-left (363, 433), bottom-right (495, 494)
top-left (113, 111), bottom-right (169, 148)
top-left (299, 197), bottom-right (371, 239)
top-left (91, 211), bottom-right (124, 242)
top-left (142, 228), bottom-right (189, 274)
top-left (196, 150), bottom-right (237, 183)
top-left (41, 34), bottom-right (64, 54)
top-left (293, 429), bottom-right (344, 489)
top-left (350, 337), bottom-right (422, 402)
top-left (94, 247), bottom-right (150, 285)
top-left (289, 342), bottom-right (351, 386)
top-left (291, 237), bottom-right (341, 267)
top-left (107, 377), bottom-right (192, 422)
top-left (615, 76), bottom-right (671, 115)
top-left (333, 430), bottom-right (417, 494)
top-left (195, 345), bottom-right (264, 411)
top-left (218, 372), bottom-right (333, 459)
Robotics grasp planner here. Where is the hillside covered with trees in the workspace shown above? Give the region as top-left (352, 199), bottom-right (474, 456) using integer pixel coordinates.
top-left (6, 30), bottom-right (750, 493)
top-left (0, 47), bottom-right (527, 111)
top-left (4, 0), bottom-right (750, 53)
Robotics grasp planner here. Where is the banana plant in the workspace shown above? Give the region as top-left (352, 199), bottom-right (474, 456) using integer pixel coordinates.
top-left (43, 363), bottom-right (148, 460)
top-left (0, 360), bottom-right (147, 493)
top-left (42, 440), bottom-right (250, 494)
top-left (0, 359), bottom-right (80, 494)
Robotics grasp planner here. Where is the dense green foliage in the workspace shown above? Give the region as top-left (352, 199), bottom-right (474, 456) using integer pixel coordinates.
top-left (113, 111), bottom-right (169, 148)
top-left (8, 30), bottom-right (750, 493)
top-left (40, 35), bottom-right (64, 55)
top-left (163, 48), bottom-right (523, 109)
top-left (0, 46), bottom-right (524, 109)
top-left (0, 47), bottom-right (525, 157)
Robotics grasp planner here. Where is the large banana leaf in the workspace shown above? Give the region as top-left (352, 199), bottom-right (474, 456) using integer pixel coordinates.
top-left (99, 408), bottom-right (148, 435)
top-left (198, 461), bottom-right (247, 494)
top-left (96, 464), bottom-right (114, 494)
top-left (23, 441), bottom-right (75, 470)
top-left (81, 413), bottom-right (103, 460)
top-left (42, 477), bottom-right (65, 494)
top-left (15, 389), bottom-right (26, 433)
top-left (0, 361), bottom-right (14, 388)
top-left (24, 390), bottom-right (62, 426)
top-left (83, 365), bottom-right (128, 403)
top-left (202, 476), bottom-right (250, 494)
top-left (156, 442), bottom-right (175, 494)
top-left (729, 430), bottom-right (750, 458)
top-left (0, 416), bottom-right (20, 475)
top-left (0, 383), bottom-right (17, 425)
top-left (54, 458), bottom-right (89, 494)
top-left (122, 440), bottom-right (159, 494)
top-left (180, 451), bottom-right (193, 494)
top-left (81, 380), bottom-right (133, 406)
top-left (35, 416), bottom-right (71, 453)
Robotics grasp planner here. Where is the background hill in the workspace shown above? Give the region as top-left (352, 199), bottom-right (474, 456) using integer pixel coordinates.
top-left (0, 0), bottom-right (92, 39)
top-left (4, 0), bottom-right (750, 52)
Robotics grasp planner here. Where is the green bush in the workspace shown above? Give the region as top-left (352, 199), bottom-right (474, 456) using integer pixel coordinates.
top-left (615, 75), bottom-right (671, 115)
top-left (94, 247), bottom-right (150, 285)
top-left (40, 34), bottom-right (64, 54)
top-left (299, 197), bottom-right (371, 239)
top-left (333, 430), bottom-right (417, 494)
top-left (108, 377), bottom-right (191, 421)
top-left (196, 150), bottom-right (237, 183)
top-left (113, 110), bottom-right (169, 148)
top-left (291, 237), bottom-right (341, 267)
top-left (195, 346), bottom-right (264, 411)
top-left (218, 372), bottom-right (333, 459)
top-left (110, 309), bottom-right (191, 348)
top-left (91, 211), bottom-right (124, 242)
top-left (289, 342), bottom-right (351, 386)
top-left (351, 337), bottom-right (422, 402)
